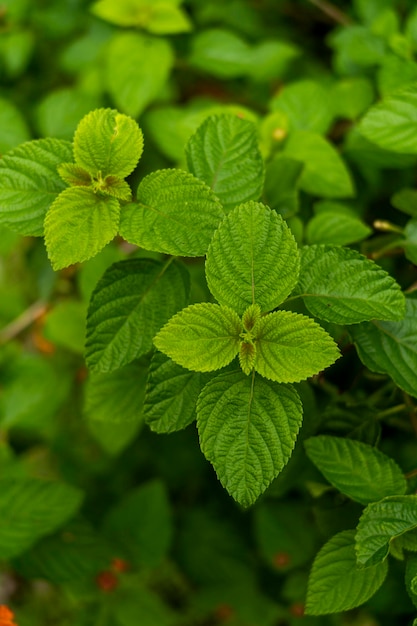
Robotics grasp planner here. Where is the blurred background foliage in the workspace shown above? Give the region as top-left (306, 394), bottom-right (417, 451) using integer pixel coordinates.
top-left (1, 0), bottom-right (417, 624)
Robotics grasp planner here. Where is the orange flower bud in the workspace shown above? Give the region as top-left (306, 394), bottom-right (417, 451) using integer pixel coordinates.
top-left (0, 605), bottom-right (18, 626)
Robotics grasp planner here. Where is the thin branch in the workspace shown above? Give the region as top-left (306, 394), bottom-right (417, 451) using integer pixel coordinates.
top-left (0, 301), bottom-right (47, 344)
top-left (307, 0), bottom-right (353, 26)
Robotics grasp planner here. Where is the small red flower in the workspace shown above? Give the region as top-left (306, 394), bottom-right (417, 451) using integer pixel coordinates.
top-left (95, 570), bottom-right (118, 593)
top-left (111, 557), bottom-right (129, 573)
top-left (0, 605), bottom-right (18, 626)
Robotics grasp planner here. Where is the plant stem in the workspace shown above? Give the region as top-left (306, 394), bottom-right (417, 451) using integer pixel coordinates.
top-left (307, 0), bottom-right (353, 25)
top-left (0, 301), bottom-right (47, 344)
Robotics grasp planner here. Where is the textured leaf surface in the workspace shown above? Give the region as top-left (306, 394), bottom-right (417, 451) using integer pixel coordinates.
top-left (154, 303), bottom-right (241, 372)
top-left (283, 131), bottom-right (354, 198)
top-left (185, 114), bottom-right (264, 212)
top-left (84, 360), bottom-right (148, 424)
top-left (0, 138), bottom-right (72, 236)
top-left (254, 311), bottom-right (340, 383)
top-left (304, 436), bottom-right (407, 504)
top-left (86, 258), bottom-right (189, 372)
top-left (0, 479), bottom-right (83, 559)
top-left (105, 33), bottom-right (174, 117)
top-left (356, 495), bottom-right (417, 567)
top-left (206, 201), bottom-right (299, 314)
top-left (119, 169), bottom-right (225, 256)
top-left (294, 245), bottom-right (405, 324)
top-left (144, 351), bottom-right (210, 433)
top-left (73, 108), bottom-right (143, 178)
top-left (197, 370), bottom-right (303, 507)
top-left (306, 211), bottom-right (371, 245)
top-left (359, 85), bottom-right (417, 154)
top-left (44, 187), bottom-right (120, 270)
top-left (306, 530), bottom-right (388, 615)
top-left (349, 299), bottom-right (417, 398)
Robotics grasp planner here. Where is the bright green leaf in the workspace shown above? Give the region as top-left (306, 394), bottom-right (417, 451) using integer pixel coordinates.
top-left (206, 201), bottom-right (300, 314)
top-left (0, 479), bottom-right (83, 559)
top-left (283, 131), bottom-right (354, 198)
top-left (254, 311), bottom-right (340, 383)
top-left (197, 370), bottom-right (303, 507)
top-left (119, 169), bottom-right (225, 257)
top-left (306, 211), bottom-right (372, 245)
top-left (86, 258), bottom-right (189, 373)
top-left (0, 138), bottom-right (73, 236)
top-left (294, 245), bottom-right (405, 324)
top-left (144, 351), bottom-right (210, 433)
top-left (270, 80), bottom-right (334, 134)
top-left (84, 360), bottom-right (148, 424)
top-left (58, 163), bottom-right (92, 187)
top-left (44, 187), bottom-right (120, 270)
top-left (154, 303), bottom-right (242, 372)
top-left (92, 0), bottom-right (192, 34)
top-left (349, 299), bottom-right (417, 398)
top-left (356, 495), bottom-right (417, 567)
top-left (105, 32), bottom-right (174, 118)
top-left (185, 114), bottom-right (264, 212)
top-left (359, 85), bottom-right (417, 154)
top-left (306, 530), bottom-right (388, 615)
top-left (73, 107), bottom-right (144, 179)
top-left (331, 78), bottom-right (374, 120)
top-left (304, 436), bottom-right (407, 504)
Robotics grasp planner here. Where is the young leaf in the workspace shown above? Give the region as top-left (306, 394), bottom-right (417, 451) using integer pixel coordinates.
top-left (105, 33), bottom-right (174, 118)
top-left (73, 108), bottom-right (144, 178)
top-left (293, 245), bottom-right (405, 324)
top-left (0, 138), bottom-right (73, 236)
top-left (197, 370), bottom-right (303, 507)
top-left (205, 201), bottom-right (300, 314)
top-left (144, 351), bottom-right (210, 434)
top-left (253, 311), bottom-right (340, 383)
top-left (0, 479), bottom-right (83, 559)
top-left (154, 303), bottom-right (242, 372)
top-left (44, 187), bottom-right (120, 270)
top-left (283, 131), bottom-right (354, 198)
top-left (84, 360), bottom-right (148, 424)
top-left (359, 85), bottom-right (417, 154)
top-left (119, 169), bottom-right (225, 257)
top-left (306, 530), bottom-right (388, 615)
top-left (86, 258), bottom-right (189, 373)
top-left (355, 495), bottom-right (417, 567)
top-left (349, 299), bottom-right (417, 398)
top-left (91, 0), bottom-right (192, 34)
top-left (304, 436), bottom-right (407, 504)
top-left (58, 163), bottom-right (92, 187)
top-left (185, 114), bottom-right (264, 212)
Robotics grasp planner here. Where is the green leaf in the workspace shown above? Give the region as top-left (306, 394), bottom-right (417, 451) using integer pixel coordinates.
top-left (43, 300), bottom-right (87, 354)
top-left (359, 85), bottom-right (417, 154)
top-left (0, 138), bottom-right (73, 236)
top-left (270, 80), bottom-right (334, 134)
top-left (88, 419), bottom-right (140, 457)
top-left (349, 299), bottom-right (417, 398)
top-left (86, 258), bottom-right (189, 373)
top-left (406, 554), bottom-right (417, 608)
top-left (306, 530), bottom-right (388, 615)
top-left (263, 156), bottom-right (303, 218)
top-left (197, 370), bottom-right (303, 507)
top-left (283, 131), bottom-right (354, 198)
top-left (84, 360), bottom-right (148, 424)
top-left (304, 436), bottom-right (407, 504)
top-left (205, 201), bottom-right (300, 314)
top-left (404, 218), bottom-right (417, 264)
top-left (35, 88), bottom-right (101, 142)
top-left (294, 245), bottom-right (406, 324)
top-left (73, 108), bottom-right (143, 179)
top-left (391, 188), bottom-right (417, 217)
top-left (306, 211), bottom-right (372, 245)
top-left (185, 114), bottom-right (264, 212)
top-left (144, 351), bottom-right (210, 433)
top-left (253, 311), bottom-right (340, 383)
top-left (356, 495), bottom-right (417, 567)
top-left (331, 78), bottom-right (374, 121)
top-left (58, 163), bottom-right (92, 187)
top-left (0, 96), bottom-right (30, 154)
top-left (104, 480), bottom-right (172, 568)
top-left (105, 32), bottom-right (174, 118)
top-left (0, 479), bottom-right (83, 559)
top-left (154, 303), bottom-right (242, 372)
top-left (44, 187), bottom-right (120, 270)
top-left (91, 0), bottom-right (192, 34)
top-left (119, 169), bottom-right (225, 257)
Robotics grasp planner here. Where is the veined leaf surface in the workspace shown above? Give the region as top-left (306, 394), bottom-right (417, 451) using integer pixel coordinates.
top-left (197, 370), bottom-right (302, 507)
top-left (205, 201), bottom-right (300, 314)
